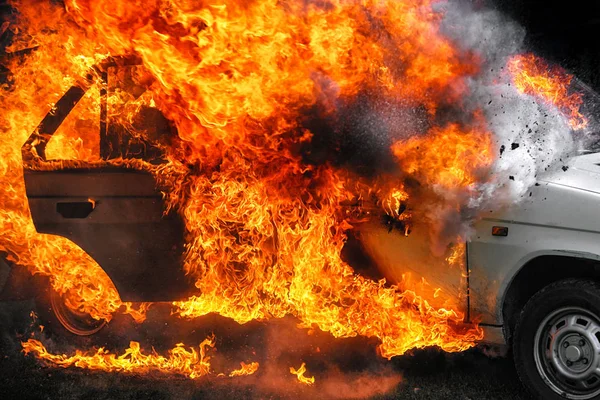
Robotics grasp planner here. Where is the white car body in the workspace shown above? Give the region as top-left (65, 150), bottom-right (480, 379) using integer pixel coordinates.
top-left (470, 152), bottom-right (600, 344)
top-left (359, 152), bottom-right (600, 347)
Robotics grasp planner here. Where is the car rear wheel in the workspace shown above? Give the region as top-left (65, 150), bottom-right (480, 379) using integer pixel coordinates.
top-left (35, 279), bottom-right (107, 337)
top-left (514, 279), bottom-right (600, 400)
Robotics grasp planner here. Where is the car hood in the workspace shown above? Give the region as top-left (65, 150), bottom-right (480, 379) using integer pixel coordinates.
top-left (485, 152), bottom-right (600, 235)
top-left (542, 153), bottom-right (600, 194)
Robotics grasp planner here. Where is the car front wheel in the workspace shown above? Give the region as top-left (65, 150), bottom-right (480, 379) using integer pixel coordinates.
top-left (514, 279), bottom-right (600, 400)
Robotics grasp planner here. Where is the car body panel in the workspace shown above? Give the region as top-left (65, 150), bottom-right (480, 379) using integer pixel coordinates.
top-left (24, 168), bottom-right (191, 301)
top-left (358, 220), bottom-right (468, 315)
top-left (20, 64), bottom-right (195, 302)
top-left (469, 153), bottom-right (600, 328)
top-left (357, 153), bottom-right (600, 347)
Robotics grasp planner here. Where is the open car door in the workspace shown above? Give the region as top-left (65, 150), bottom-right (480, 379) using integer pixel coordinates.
top-left (21, 59), bottom-right (193, 302)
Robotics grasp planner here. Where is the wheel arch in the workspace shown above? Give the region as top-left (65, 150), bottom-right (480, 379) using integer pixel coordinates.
top-left (501, 251), bottom-right (600, 343)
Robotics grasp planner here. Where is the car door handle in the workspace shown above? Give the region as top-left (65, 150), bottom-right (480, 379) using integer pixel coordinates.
top-left (56, 199), bottom-right (96, 219)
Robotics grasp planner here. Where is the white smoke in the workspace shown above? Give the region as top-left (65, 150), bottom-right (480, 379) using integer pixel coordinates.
top-left (440, 0), bottom-right (581, 215)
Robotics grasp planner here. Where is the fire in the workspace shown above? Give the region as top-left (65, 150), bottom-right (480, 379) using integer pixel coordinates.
top-left (290, 362), bottom-right (315, 386)
top-left (445, 242), bottom-right (466, 268)
top-left (22, 337), bottom-right (216, 379)
top-left (1, 0), bottom-right (563, 380)
top-left (507, 53), bottom-right (588, 130)
top-left (391, 121), bottom-right (494, 191)
top-left (228, 361), bottom-right (260, 377)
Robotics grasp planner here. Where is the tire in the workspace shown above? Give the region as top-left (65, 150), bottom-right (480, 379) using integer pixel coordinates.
top-left (34, 277), bottom-right (107, 338)
top-left (514, 279), bottom-right (600, 400)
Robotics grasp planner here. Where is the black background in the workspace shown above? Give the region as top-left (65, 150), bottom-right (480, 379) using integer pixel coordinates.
top-left (492, 0), bottom-right (600, 90)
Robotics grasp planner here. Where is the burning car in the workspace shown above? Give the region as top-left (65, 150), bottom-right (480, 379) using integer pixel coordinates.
top-left (361, 149), bottom-right (600, 400)
top-left (470, 152), bottom-right (600, 400)
top-left (3, 59), bottom-right (599, 400)
top-left (19, 58), bottom-right (195, 336)
top-left (0, 0), bottom-right (598, 399)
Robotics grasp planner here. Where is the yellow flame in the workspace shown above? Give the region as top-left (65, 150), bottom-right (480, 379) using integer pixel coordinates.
top-left (290, 362), bottom-right (315, 385)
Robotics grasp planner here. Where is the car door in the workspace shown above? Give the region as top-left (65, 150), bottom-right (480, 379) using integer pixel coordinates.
top-left (21, 62), bottom-right (193, 302)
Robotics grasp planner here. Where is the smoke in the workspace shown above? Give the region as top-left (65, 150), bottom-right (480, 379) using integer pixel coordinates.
top-left (0, 299), bottom-right (43, 372)
top-left (201, 316), bottom-right (402, 399)
top-left (17, 309), bottom-right (404, 400)
top-left (427, 0), bottom-right (581, 243)
top-left (308, 0), bottom-right (587, 253)
top-left (447, 1), bottom-right (577, 188)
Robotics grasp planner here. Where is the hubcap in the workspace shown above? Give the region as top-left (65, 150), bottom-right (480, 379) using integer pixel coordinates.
top-left (565, 346), bottom-right (582, 363)
top-left (534, 307), bottom-right (600, 399)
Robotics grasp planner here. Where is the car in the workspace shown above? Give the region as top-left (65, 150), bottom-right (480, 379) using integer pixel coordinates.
top-left (469, 152), bottom-right (600, 400)
top-left (11, 58), bottom-right (198, 336)
top-left (2, 60), bottom-right (599, 400)
top-left (357, 150), bottom-right (600, 400)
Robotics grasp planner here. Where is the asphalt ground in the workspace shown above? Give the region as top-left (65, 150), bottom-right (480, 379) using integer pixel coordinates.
top-left (0, 300), bottom-right (529, 400)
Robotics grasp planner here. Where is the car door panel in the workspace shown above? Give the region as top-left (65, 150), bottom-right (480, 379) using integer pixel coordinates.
top-left (24, 168), bottom-right (193, 302)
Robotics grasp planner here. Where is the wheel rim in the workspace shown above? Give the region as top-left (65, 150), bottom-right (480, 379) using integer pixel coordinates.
top-left (534, 307), bottom-right (600, 399)
top-left (49, 289), bottom-right (106, 336)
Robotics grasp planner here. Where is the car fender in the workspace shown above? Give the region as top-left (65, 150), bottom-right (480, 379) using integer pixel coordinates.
top-left (469, 215), bottom-right (600, 326)
top-left (497, 249), bottom-right (600, 320)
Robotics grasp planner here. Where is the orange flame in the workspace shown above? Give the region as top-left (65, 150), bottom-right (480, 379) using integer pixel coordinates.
top-left (228, 361), bottom-right (260, 377)
top-left (445, 242), bottom-right (466, 268)
top-left (0, 0), bottom-right (494, 378)
top-left (507, 53), bottom-right (588, 130)
top-left (290, 362), bottom-right (315, 385)
top-left (22, 337), bottom-right (215, 379)
top-left (391, 121), bottom-right (494, 191)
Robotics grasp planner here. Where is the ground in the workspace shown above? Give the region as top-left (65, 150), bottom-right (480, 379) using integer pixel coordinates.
top-left (0, 300), bottom-right (529, 400)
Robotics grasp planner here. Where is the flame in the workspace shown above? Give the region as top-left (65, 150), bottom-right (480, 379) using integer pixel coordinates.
top-left (228, 361), bottom-right (260, 377)
top-left (0, 0), bottom-right (510, 378)
top-left (290, 362), bottom-right (315, 386)
top-left (22, 337), bottom-right (215, 379)
top-left (391, 121), bottom-right (494, 191)
top-left (382, 187), bottom-right (411, 225)
top-left (507, 53), bottom-right (588, 130)
top-left (445, 242), bottom-right (466, 268)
